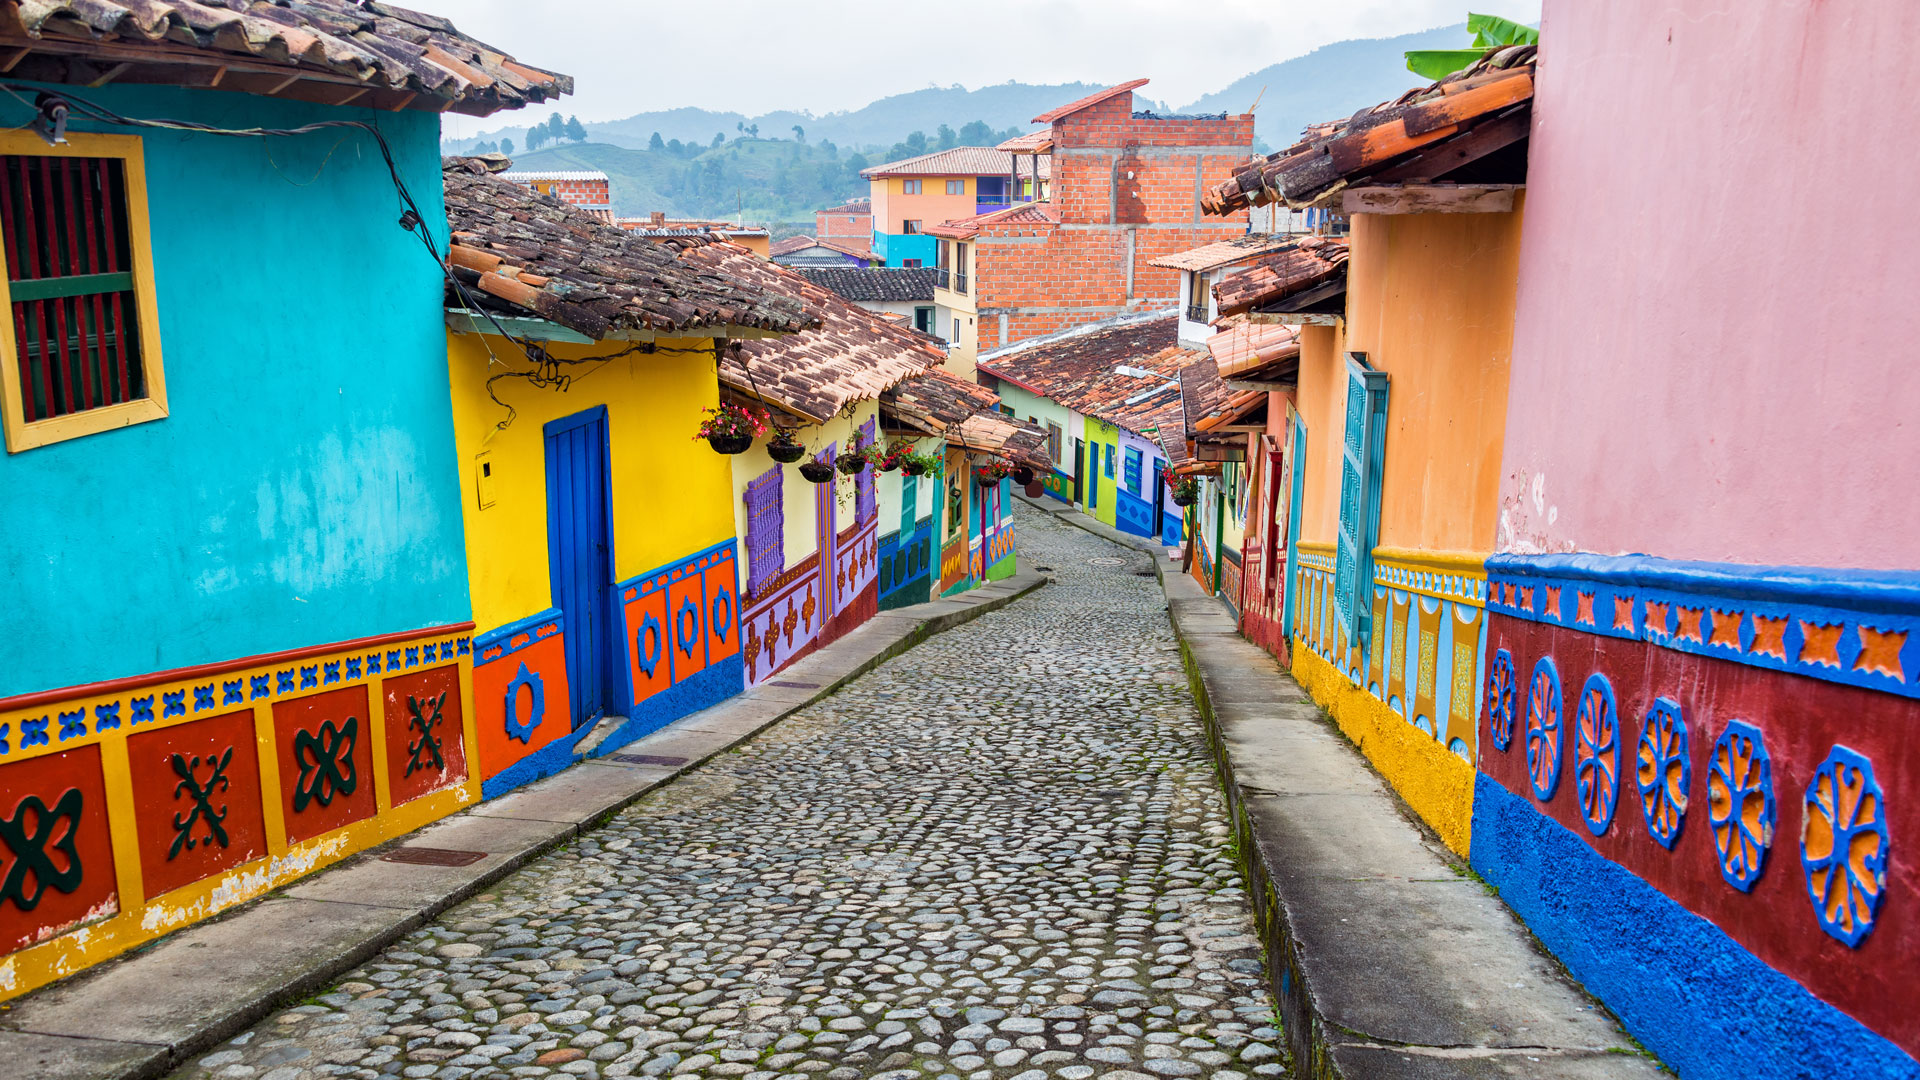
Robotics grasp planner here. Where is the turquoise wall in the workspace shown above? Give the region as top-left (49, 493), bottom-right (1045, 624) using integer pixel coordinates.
top-left (873, 232), bottom-right (937, 267)
top-left (0, 86), bottom-right (468, 697)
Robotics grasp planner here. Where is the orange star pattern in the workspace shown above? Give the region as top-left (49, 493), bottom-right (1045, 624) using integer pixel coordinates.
top-left (1708, 610), bottom-right (1744, 650)
top-left (1644, 601), bottom-right (1671, 637)
top-left (1576, 592), bottom-right (1596, 626)
top-left (1545, 586), bottom-right (1562, 618)
top-left (1853, 625), bottom-right (1907, 679)
top-left (1799, 620), bottom-right (1843, 669)
top-left (1613, 596), bottom-right (1636, 632)
top-left (1673, 607), bottom-right (1705, 642)
top-left (1749, 615), bottom-right (1789, 660)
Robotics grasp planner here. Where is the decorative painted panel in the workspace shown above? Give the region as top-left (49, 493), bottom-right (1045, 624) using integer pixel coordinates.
top-left (615, 538), bottom-right (745, 724)
top-left (381, 664), bottom-right (468, 809)
top-left (473, 610), bottom-right (572, 789)
top-left (878, 517), bottom-right (934, 610)
top-left (834, 518), bottom-right (879, 616)
top-left (127, 710), bottom-right (266, 899)
top-left (855, 418), bottom-right (877, 525)
top-left (0, 745), bottom-right (116, 956)
top-left (272, 684), bottom-right (377, 846)
top-left (1115, 489), bottom-right (1155, 538)
top-left (743, 465), bottom-right (784, 598)
top-left (742, 550), bottom-right (824, 686)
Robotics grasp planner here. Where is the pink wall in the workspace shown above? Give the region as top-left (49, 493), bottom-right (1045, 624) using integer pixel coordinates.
top-left (1498, 0), bottom-right (1920, 570)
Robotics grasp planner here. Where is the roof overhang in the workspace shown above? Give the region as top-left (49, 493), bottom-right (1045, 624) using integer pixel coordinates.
top-left (446, 309), bottom-right (785, 344)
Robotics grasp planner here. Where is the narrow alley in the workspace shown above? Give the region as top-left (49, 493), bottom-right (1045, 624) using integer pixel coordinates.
top-left (171, 507), bottom-right (1278, 1080)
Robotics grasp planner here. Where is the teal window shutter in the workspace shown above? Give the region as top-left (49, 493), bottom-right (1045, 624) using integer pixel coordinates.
top-left (1333, 352), bottom-right (1389, 649)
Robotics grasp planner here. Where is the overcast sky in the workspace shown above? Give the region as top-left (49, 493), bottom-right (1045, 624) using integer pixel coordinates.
top-left (437, 0), bottom-right (1540, 138)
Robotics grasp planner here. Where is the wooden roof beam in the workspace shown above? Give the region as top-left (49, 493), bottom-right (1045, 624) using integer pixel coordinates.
top-left (1343, 183), bottom-right (1518, 215)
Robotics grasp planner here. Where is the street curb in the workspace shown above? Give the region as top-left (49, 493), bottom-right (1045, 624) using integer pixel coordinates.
top-left (1148, 552), bottom-right (1664, 1080)
top-left (0, 572), bottom-right (1048, 1080)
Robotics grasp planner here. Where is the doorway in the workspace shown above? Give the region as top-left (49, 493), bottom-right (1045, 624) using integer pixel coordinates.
top-left (544, 407), bottom-right (617, 728)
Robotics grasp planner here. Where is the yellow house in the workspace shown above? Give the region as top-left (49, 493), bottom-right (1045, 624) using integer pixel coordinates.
top-left (441, 158), bottom-right (815, 796)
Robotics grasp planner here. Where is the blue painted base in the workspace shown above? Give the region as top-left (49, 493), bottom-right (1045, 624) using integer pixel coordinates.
top-left (594, 654), bottom-right (743, 756)
top-left (1115, 489), bottom-right (1156, 537)
top-left (479, 655), bottom-right (744, 800)
top-left (1469, 774), bottom-right (1919, 1079)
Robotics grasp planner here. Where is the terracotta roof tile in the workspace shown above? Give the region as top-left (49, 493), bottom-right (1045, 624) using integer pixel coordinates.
top-left (442, 158), bottom-right (812, 339)
top-left (927, 200), bottom-right (1058, 240)
top-left (1212, 237), bottom-right (1349, 317)
top-left (4, 0), bottom-right (570, 116)
top-left (798, 267), bottom-right (936, 303)
top-left (673, 245), bottom-right (946, 424)
top-left (1179, 355), bottom-right (1230, 436)
top-left (1208, 322), bottom-right (1300, 382)
top-left (769, 236), bottom-right (875, 261)
top-left (1147, 233), bottom-right (1300, 274)
top-left (861, 146), bottom-right (1043, 178)
top-left (1033, 78), bottom-right (1149, 124)
top-left (976, 312), bottom-right (1197, 437)
top-left (996, 130), bottom-right (1054, 153)
top-left (1204, 46), bottom-right (1535, 213)
top-left (881, 370), bottom-right (1049, 467)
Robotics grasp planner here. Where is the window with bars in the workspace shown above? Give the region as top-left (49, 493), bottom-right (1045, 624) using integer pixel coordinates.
top-left (743, 465), bottom-right (785, 599)
top-left (1046, 421), bottom-right (1062, 464)
top-left (0, 134), bottom-right (164, 452)
top-left (855, 418), bottom-right (877, 525)
top-left (1124, 447), bottom-right (1143, 493)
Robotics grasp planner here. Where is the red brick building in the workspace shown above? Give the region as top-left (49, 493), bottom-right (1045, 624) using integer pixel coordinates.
top-left (816, 198), bottom-right (871, 246)
top-left (499, 169), bottom-right (613, 222)
top-left (934, 81), bottom-right (1254, 350)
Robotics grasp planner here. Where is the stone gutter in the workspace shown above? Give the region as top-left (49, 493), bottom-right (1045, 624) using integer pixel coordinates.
top-left (0, 572), bottom-right (1048, 1080)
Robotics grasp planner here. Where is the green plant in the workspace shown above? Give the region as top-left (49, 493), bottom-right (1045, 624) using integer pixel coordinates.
top-left (974, 456), bottom-right (1015, 482)
top-left (693, 403), bottom-right (769, 441)
top-left (1405, 13), bottom-right (1538, 80)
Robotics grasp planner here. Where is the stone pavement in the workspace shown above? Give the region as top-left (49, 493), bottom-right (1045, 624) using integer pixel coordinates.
top-left (154, 506), bottom-right (1280, 1080)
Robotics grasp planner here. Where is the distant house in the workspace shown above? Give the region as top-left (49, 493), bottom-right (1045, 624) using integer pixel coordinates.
top-left (1147, 233), bottom-right (1311, 346)
top-left (618, 212), bottom-right (772, 257)
top-left (859, 147), bottom-right (1048, 268)
top-left (770, 235), bottom-right (875, 268)
top-left (797, 267), bottom-right (939, 336)
top-left (499, 169), bottom-right (613, 222)
top-left (816, 198), bottom-right (872, 248)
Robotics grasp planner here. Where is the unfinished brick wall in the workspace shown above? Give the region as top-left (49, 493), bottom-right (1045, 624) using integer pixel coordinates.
top-left (975, 96), bottom-right (1256, 348)
top-left (818, 209), bottom-right (871, 243)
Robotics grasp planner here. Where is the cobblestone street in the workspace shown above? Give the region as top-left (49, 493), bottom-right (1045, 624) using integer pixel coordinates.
top-left (172, 506), bottom-right (1279, 1080)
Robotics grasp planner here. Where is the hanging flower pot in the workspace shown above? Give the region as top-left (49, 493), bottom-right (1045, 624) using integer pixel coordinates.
top-left (799, 461), bottom-right (834, 484)
top-left (1012, 465), bottom-right (1035, 486)
top-left (974, 456), bottom-right (1015, 489)
top-left (901, 459), bottom-right (928, 477)
top-left (694, 403), bottom-right (769, 456)
top-left (974, 471), bottom-right (1001, 489)
top-left (767, 433), bottom-right (806, 463)
top-left (1170, 477), bottom-right (1200, 507)
top-left (1024, 480), bottom-right (1045, 499)
top-left (837, 455), bottom-right (868, 476)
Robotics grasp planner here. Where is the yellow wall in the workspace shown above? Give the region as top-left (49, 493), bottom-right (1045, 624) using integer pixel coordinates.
top-left (446, 331), bottom-right (739, 633)
top-left (726, 404), bottom-right (876, 577)
top-left (733, 234), bottom-right (771, 258)
top-left (1341, 201), bottom-right (1524, 552)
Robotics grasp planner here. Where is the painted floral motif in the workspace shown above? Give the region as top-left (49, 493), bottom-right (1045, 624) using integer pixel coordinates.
top-left (1708, 720), bottom-right (1774, 892)
top-left (1573, 672), bottom-right (1620, 836)
top-left (1485, 649), bottom-right (1517, 751)
top-left (1802, 745), bottom-right (1889, 947)
top-left (1525, 656), bottom-right (1563, 800)
top-left (1636, 697), bottom-right (1690, 850)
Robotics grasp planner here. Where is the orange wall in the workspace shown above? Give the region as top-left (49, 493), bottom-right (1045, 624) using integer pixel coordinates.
top-left (1294, 202), bottom-right (1524, 553)
top-left (869, 176), bottom-right (979, 233)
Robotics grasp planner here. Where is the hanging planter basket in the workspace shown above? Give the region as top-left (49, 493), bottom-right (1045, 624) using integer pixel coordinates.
top-left (1012, 466), bottom-right (1035, 486)
top-left (901, 461), bottom-right (929, 477)
top-left (799, 461), bottom-right (835, 484)
top-left (706, 433), bottom-right (753, 455)
top-left (767, 435), bottom-right (806, 463)
top-left (1024, 480), bottom-right (1045, 499)
top-left (1171, 493), bottom-right (1197, 507)
top-left (837, 456), bottom-right (868, 476)
top-left (975, 471), bottom-right (1002, 489)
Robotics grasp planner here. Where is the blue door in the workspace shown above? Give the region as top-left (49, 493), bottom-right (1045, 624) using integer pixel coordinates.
top-left (545, 407), bottom-right (616, 729)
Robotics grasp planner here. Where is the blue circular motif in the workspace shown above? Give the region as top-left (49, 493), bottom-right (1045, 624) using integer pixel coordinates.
top-left (1636, 697), bottom-right (1690, 850)
top-left (1802, 745), bottom-right (1889, 947)
top-left (1708, 720), bottom-right (1775, 893)
top-left (710, 589), bottom-right (734, 643)
top-left (676, 598), bottom-right (700, 656)
top-left (503, 662), bottom-right (545, 744)
top-left (635, 613), bottom-right (663, 677)
top-left (1485, 649), bottom-right (1517, 752)
top-left (1524, 656), bottom-right (1563, 801)
top-left (1572, 672), bottom-right (1620, 836)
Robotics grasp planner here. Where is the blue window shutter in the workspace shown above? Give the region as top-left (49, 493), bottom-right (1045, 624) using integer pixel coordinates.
top-left (1334, 352), bottom-right (1389, 648)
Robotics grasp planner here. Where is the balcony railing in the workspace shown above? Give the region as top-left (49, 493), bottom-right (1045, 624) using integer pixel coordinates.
top-left (1185, 304), bottom-right (1208, 324)
top-left (953, 272), bottom-right (969, 294)
top-left (935, 267), bottom-right (950, 289)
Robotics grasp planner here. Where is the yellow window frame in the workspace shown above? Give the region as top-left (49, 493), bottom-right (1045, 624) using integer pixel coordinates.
top-left (0, 130), bottom-right (166, 454)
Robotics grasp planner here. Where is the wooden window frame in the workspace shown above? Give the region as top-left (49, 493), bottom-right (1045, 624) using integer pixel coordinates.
top-left (902, 179), bottom-right (921, 195)
top-left (0, 131), bottom-right (166, 454)
top-left (945, 179), bottom-right (964, 195)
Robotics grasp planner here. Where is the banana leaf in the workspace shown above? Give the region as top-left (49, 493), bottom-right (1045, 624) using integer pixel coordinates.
top-left (1467, 12), bottom-right (1540, 47)
top-left (1404, 49), bottom-right (1490, 80)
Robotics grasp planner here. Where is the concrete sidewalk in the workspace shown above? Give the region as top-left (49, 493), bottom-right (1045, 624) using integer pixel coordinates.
top-left (0, 572), bottom-right (1047, 1080)
top-left (1012, 490), bottom-right (1170, 557)
top-left (1154, 553), bottom-right (1665, 1078)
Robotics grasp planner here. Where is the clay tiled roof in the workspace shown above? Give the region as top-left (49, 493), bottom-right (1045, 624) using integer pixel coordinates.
top-left (1208, 322), bottom-right (1300, 382)
top-left (443, 158), bottom-right (811, 339)
top-left (618, 218), bottom-right (770, 239)
top-left (1213, 237), bottom-right (1349, 317)
top-left (1155, 399), bottom-right (1192, 469)
top-left (819, 198), bottom-right (871, 215)
top-left (977, 312), bottom-right (1195, 437)
top-left (862, 146), bottom-right (1023, 178)
top-left (499, 170), bottom-right (606, 182)
top-left (673, 245), bottom-right (946, 424)
top-left (1204, 46), bottom-right (1535, 213)
top-left (996, 130), bottom-right (1054, 154)
top-left (1148, 234), bottom-right (1299, 274)
top-left (1033, 78), bottom-right (1149, 124)
top-left (927, 200), bottom-right (1058, 241)
top-left (881, 370), bottom-right (1050, 467)
top-left (1179, 356), bottom-right (1230, 436)
top-left (2, 0), bottom-right (569, 116)
top-left (798, 267), bottom-right (936, 303)
top-left (769, 236), bottom-right (874, 261)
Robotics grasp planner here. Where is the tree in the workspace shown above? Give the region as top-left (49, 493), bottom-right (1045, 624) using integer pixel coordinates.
top-left (712, 132), bottom-right (725, 147)
top-left (666, 137), bottom-right (684, 156)
top-left (649, 131), bottom-right (665, 151)
top-left (792, 124), bottom-right (805, 143)
top-left (957, 120), bottom-right (994, 145)
top-left (500, 136), bottom-right (513, 155)
top-left (565, 115), bottom-right (587, 142)
top-left (936, 123), bottom-right (957, 150)
top-left (746, 123), bottom-right (759, 138)
top-left (546, 112), bottom-right (565, 138)
top-left (525, 125), bottom-right (547, 151)
top-left (1405, 12), bottom-right (1537, 79)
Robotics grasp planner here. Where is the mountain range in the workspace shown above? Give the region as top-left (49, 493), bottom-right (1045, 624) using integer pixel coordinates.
top-left (443, 24), bottom-right (1466, 157)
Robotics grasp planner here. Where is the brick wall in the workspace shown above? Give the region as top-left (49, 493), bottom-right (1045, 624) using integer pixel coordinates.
top-left (975, 97), bottom-right (1256, 347)
top-left (818, 210), bottom-right (871, 243)
top-left (521, 177), bottom-right (611, 209)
